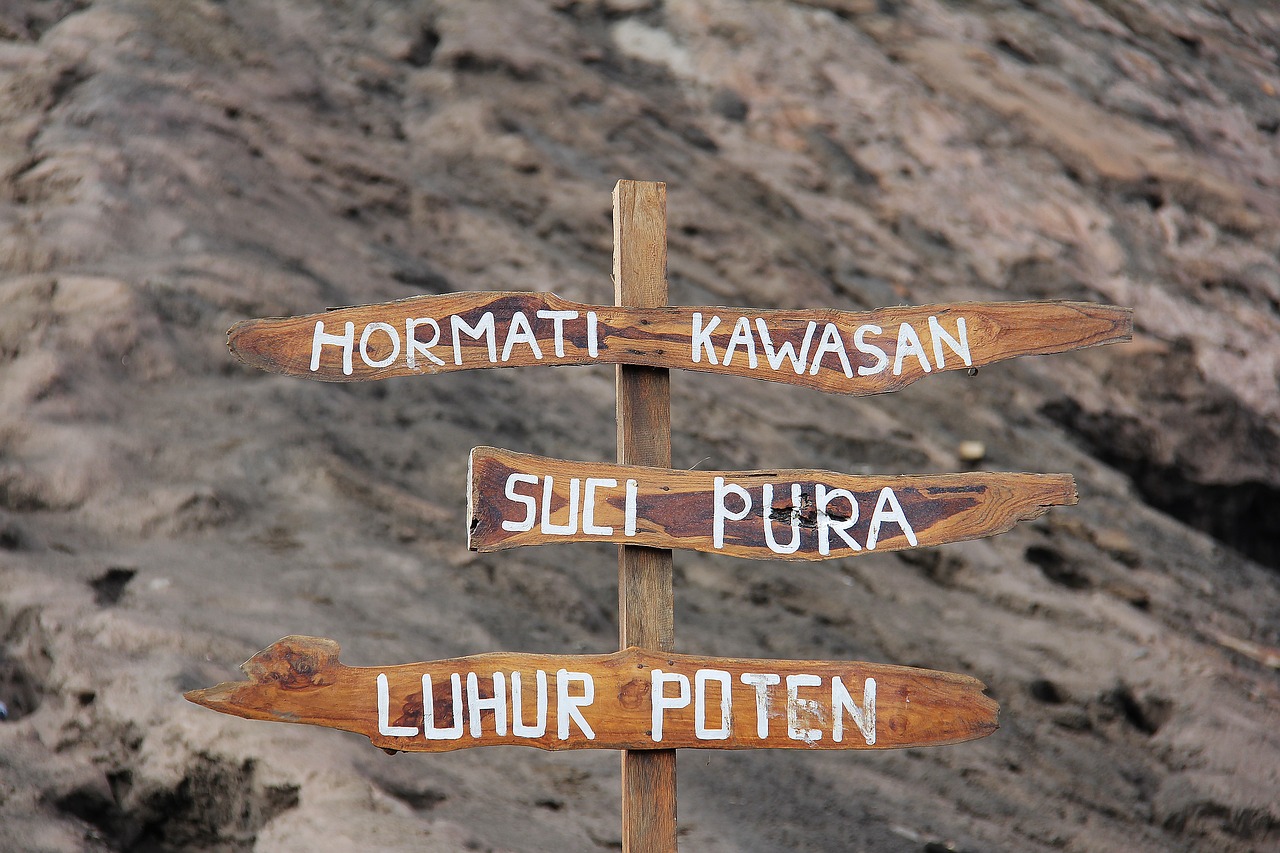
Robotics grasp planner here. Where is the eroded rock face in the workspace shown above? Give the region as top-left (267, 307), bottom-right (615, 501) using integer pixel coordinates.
top-left (1, 2), bottom-right (1277, 851)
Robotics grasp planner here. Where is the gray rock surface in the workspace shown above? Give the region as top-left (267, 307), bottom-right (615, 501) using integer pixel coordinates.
top-left (1, 1), bottom-right (1277, 850)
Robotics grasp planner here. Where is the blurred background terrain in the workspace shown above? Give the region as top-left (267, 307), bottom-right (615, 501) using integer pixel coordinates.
top-left (1, 1), bottom-right (1278, 850)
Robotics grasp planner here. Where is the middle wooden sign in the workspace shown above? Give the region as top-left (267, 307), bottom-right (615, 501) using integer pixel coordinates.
top-left (468, 447), bottom-right (1076, 561)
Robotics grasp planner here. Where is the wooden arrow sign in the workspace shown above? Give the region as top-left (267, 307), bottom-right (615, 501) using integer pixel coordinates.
top-left (468, 447), bottom-right (1075, 561)
top-left (185, 636), bottom-right (998, 752)
top-left (228, 292), bottom-right (1131, 395)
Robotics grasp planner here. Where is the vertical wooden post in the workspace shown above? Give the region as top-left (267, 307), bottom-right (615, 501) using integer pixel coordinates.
top-left (613, 179), bottom-right (677, 852)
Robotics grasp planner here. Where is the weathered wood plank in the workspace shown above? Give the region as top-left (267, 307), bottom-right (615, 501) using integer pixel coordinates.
top-left (184, 636), bottom-right (999, 752)
top-left (468, 447), bottom-right (1076, 561)
top-left (612, 180), bottom-right (678, 852)
top-left (228, 293), bottom-right (1132, 395)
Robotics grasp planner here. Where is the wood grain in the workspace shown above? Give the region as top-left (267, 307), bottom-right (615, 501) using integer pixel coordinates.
top-left (184, 636), bottom-right (999, 752)
top-left (227, 293), bottom-right (1132, 395)
top-left (468, 446), bottom-right (1076, 561)
top-left (613, 179), bottom-right (677, 853)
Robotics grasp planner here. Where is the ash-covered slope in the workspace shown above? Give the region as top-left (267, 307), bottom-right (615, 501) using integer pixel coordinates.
top-left (1, 1), bottom-right (1277, 851)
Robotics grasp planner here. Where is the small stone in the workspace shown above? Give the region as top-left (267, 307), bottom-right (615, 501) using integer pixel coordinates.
top-left (1028, 678), bottom-right (1066, 704)
top-left (603, 0), bottom-right (656, 13)
top-left (957, 440), bottom-right (986, 463)
top-left (1104, 580), bottom-right (1150, 609)
top-left (711, 87), bottom-right (749, 122)
top-left (1051, 707), bottom-right (1091, 730)
top-left (1092, 527), bottom-right (1140, 566)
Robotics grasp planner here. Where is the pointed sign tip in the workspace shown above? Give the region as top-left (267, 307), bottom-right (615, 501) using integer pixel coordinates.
top-left (185, 637), bottom-right (344, 720)
top-left (183, 682), bottom-right (241, 710)
top-left (1057, 474), bottom-right (1079, 507)
top-left (1118, 306), bottom-right (1135, 340)
top-left (227, 318), bottom-right (270, 368)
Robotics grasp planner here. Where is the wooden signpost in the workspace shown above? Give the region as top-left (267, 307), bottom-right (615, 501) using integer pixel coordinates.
top-left (191, 180), bottom-right (1132, 852)
top-left (612, 179), bottom-right (677, 847)
top-left (468, 446), bottom-right (1077, 561)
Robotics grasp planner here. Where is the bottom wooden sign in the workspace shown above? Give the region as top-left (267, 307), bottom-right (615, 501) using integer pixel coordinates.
top-left (186, 636), bottom-right (997, 752)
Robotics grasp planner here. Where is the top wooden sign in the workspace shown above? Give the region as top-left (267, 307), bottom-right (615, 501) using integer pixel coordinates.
top-left (228, 292), bottom-right (1131, 395)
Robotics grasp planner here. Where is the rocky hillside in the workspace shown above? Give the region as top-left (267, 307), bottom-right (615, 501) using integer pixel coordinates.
top-left (1, 1), bottom-right (1277, 850)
